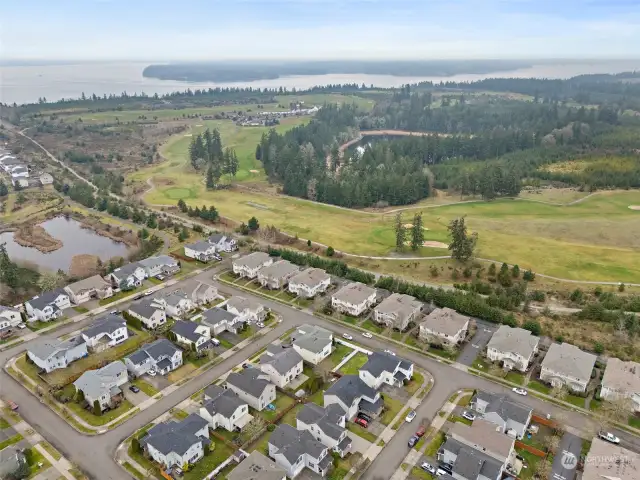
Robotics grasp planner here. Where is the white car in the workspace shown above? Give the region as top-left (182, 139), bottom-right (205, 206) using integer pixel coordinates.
top-left (436, 468), bottom-right (449, 477)
top-left (512, 387), bottom-right (527, 396)
top-left (405, 410), bottom-right (417, 422)
top-left (384, 349), bottom-right (396, 356)
top-left (257, 322), bottom-right (265, 328)
top-left (599, 432), bottom-right (620, 444)
top-left (462, 411), bottom-right (476, 421)
top-left (342, 333), bottom-right (353, 340)
top-left (420, 463), bottom-right (436, 474)
top-left (147, 370), bottom-right (157, 377)
top-left (17, 323), bottom-right (27, 329)
top-left (362, 332), bottom-right (373, 339)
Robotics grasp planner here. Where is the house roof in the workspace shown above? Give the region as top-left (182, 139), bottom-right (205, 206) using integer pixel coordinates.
top-left (226, 369), bottom-right (273, 398)
top-left (472, 391), bottom-right (532, 424)
top-left (260, 348), bottom-right (303, 375)
top-left (82, 314), bottom-right (126, 339)
top-left (293, 324), bottom-right (332, 354)
top-left (582, 438), bottom-right (640, 480)
top-left (332, 282), bottom-right (376, 305)
top-left (227, 451), bottom-right (286, 480)
top-left (208, 233), bottom-right (234, 245)
top-left (361, 351), bottom-right (411, 378)
top-left (269, 424), bottom-right (327, 464)
top-left (127, 338), bottom-right (179, 364)
top-left (226, 296), bottom-right (262, 313)
top-left (202, 306), bottom-right (237, 326)
top-left (164, 291), bottom-right (188, 307)
top-left (65, 275), bottom-right (110, 295)
top-left (0, 447), bottom-right (25, 476)
top-left (449, 419), bottom-right (515, 460)
top-left (325, 375), bottom-right (377, 408)
top-left (541, 342), bottom-right (597, 383)
top-left (142, 414), bottom-right (209, 457)
top-left (453, 446), bottom-right (503, 480)
top-left (28, 336), bottom-right (85, 361)
top-left (297, 403), bottom-right (345, 441)
top-left (138, 255), bottom-right (178, 270)
top-left (258, 259), bottom-right (298, 280)
top-left (73, 361), bottom-right (126, 399)
top-left (202, 385), bottom-right (246, 418)
top-left (172, 320), bottom-right (204, 343)
top-left (420, 307), bottom-right (469, 337)
top-left (374, 293), bottom-right (422, 320)
top-left (128, 297), bottom-right (164, 319)
top-left (602, 358), bottom-right (640, 395)
top-left (0, 305), bottom-right (19, 315)
top-left (179, 280), bottom-right (215, 301)
top-left (27, 289), bottom-right (68, 310)
top-left (290, 268), bottom-right (330, 288)
top-left (111, 262), bottom-right (144, 279)
top-left (185, 240), bottom-right (213, 252)
top-left (487, 325), bottom-right (539, 359)
top-left (233, 252), bottom-right (272, 270)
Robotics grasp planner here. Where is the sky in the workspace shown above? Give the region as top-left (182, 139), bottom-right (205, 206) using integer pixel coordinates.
top-left (2, 0), bottom-right (640, 61)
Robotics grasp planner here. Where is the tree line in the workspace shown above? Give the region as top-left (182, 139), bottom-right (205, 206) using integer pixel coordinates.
top-left (188, 128), bottom-right (239, 188)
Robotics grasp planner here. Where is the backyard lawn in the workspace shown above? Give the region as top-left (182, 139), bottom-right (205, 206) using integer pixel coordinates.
top-left (248, 431), bottom-right (271, 455)
top-left (321, 343), bottom-right (354, 369)
top-left (257, 394), bottom-right (296, 422)
top-left (339, 353), bottom-right (369, 375)
top-left (280, 403), bottom-right (304, 426)
top-left (184, 442), bottom-right (234, 480)
top-left (515, 448), bottom-right (545, 479)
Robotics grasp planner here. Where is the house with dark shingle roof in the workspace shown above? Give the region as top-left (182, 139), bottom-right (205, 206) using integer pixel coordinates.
top-left (81, 314), bottom-right (128, 353)
top-left (127, 297), bottom-right (166, 329)
top-left (359, 351), bottom-right (413, 389)
top-left (324, 374), bottom-right (382, 420)
top-left (27, 336), bottom-right (88, 373)
top-left (225, 369), bottom-right (276, 411)
top-left (171, 320), bottom-right (212, 352)
top-left (297, 403), bottom-right (352, 457)
top-left (201, 307), bottom-right (245, 335)
top-left (268, 424), bottom-right (333, 478)
top-left (292, 324), bottom-right (333, 365)
top-left (258, 347), bottom-right (303, 388)
top-left (107, 262), bottom-right (146, 288)
top-left (124, 339), bottom-right (182, 377)
top-left (198, 384), bottom-right (252, 432)
top-left (227, 451), bottom-right (285, 480)
top-left (471, 391), bottom-right (532, 439)
top-left (25, 289), bottom-right (71, 322)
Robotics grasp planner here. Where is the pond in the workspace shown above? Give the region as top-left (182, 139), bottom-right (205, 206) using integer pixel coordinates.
top-left (0, 216), bottom-right (132, 272)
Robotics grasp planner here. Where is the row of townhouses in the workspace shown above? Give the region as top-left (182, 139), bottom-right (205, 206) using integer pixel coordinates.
top-left (183, 233), bottom-right (237, 262)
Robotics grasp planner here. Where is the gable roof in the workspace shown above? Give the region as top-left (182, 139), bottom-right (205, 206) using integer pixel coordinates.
top-left (449, 419), bottom-right (515, 460)
top-left (138, 255), bottom-right (178, 270)
top-left (325, 375), bottom-right (377, 407)
top-left (65, 275), bottom-right (110, 295)
top-left (269, 424), bottom-right (327, 464)
top-left (227, 451), bottom-right (286, 480)
top-left (201, 306), bottom-right (237, 326)
top-left (111, 262), bottom-right (144, 279)
top-left (185, 240), bottom-right (213, 252)
top-left (473, 390), bottom-right (532, 424)
top-left (172, 320), bottom-right (204, 343)
top-left (226, 369), bottom-right (273, 398)
top-left (542, 342), bottom-right (597, 382)
top-left (487, 325), bottom-right (539, 358)
top-left (233, 252), bottom-right (272, 270)
top-left (260, 348), bottom-right (303, 375)
top-left (453, 446), bottom-right (504, 480)
top-left (82, 314), bottom-right (126, 339)
top-left (226, 296), bottom-right (262, 313)
top-left (28, 289), bottom-right (68, 310)
top-left (0, 305), bottom-right (19, 315)
top-left (582, 438), bottom-right (640, 480)
top-left (361, 351), bottom-right (411, 378)
top-left (332, 282), bottom-right (376, 305)
top-left (202, 385), bottom-right (246, 418)
top-left (28, 336), bottom-right (85, 361)
top-left (127, 338), bottom-right (179, 364)
top-left (293, 324), bottom-right (332, 354)
top-left (420, 307), bottom-right (469, 337)
top-left (258, 259), bottom-right (299, 280)
top-left (73, 361), bottom-right (126, 399)
top-left (374, 293), bottom-right (422, 319)
top-left (164, 291), bottom-right (189, 307)
top-left (290, 268), bottom-right (330, 288)
top-left (208, 233), bottom-right (234, 245)
top-left (142, 414), bottom-right (208, 457)
top-left (128, 297), bottom-right (164, 319)
top-left (602, 358), bottom-right (640, 394)
top-left (297, 402), bottom-right (345, 441)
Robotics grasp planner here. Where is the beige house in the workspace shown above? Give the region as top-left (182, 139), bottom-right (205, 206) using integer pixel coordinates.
top-left (486, 325), bottom-right (539, 372)
top-left (601, 358), bottom-right (640, 412)
top-left (583, 438), bottom-right (639, 480)
top-left (257, 260), bottom-right (299, 289)
top-left (288, 268), bottom-right (331, 298)
top-left (540, 343), bottom-right (596, 393)
top-left (419, 307), bottom-right (469, 345)
top-left (331, 282), bottom-right (376, 317)
top-left (232, 252), bottom-right (273, 279)
top-left (373, 293), bottom-right (422, 331)
top-left (64, 275), bottom-right (113, 305)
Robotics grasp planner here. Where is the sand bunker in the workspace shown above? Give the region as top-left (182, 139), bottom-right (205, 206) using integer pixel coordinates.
top-left (403, 223), bottom-right (429, 230)
top-left (629, 205), bottom-right (640, 210)
top-left (195, 124), bottom-right (203, 127)
top-left (422, 241), bottom-right (448, 249)
top-left (249, 169), bottom-right (260, 173)
top-left (184, 134), bottom-right (192, 137)
top-left (246, 201), bottom-right (270, 210)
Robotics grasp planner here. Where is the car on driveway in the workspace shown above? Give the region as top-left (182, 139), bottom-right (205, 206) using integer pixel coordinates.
top-left (384, 349), bottom-right (396, 356)
top-left (362, 332), bottom-right (372, 339)
top-left (354, 417), bottom-right (369, 428)
top-left (436, 468), bottom-right (449, 477)
top-left (512, 387), bottom-right (527, 396)
top-left (129, 385), bottom-right (140, 393)
top-left (420, 463), bottom-right (436, 474)
top-left (462, 411), bottom-right (476, 421)
top-left (155, 274), bottom-right (166, 281)
top-left (408, 435), bottom-right (419, 448)
top-left (256, 322), bottom-right (265, 328)
top-left (147, 370), bottom-right (157, 377)
top-left (17, 323), bottom-right (26, 329)
top-left (357, 412), bottom-right (372, 423)
top-left (599, 431), bottom-right (620, 444)
top-left (405, 410), bottom-right (417, 422)
top-left (342, 333), bottom-right (353, 340)
top-left (8, 400), bottom-right (18, 411)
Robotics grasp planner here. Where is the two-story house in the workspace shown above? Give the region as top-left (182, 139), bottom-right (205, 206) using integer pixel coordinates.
top-left (108, 262), bottom-right (146, 289)
top-left (138, 255), bottom-right (180, 278)
top-left (225, 369), bottom-right (276, 411)
top-left (179, 280), bottom-right (218, 306)
top-left (201, 307), bottom-right (245, 335)
top-left (0, 306), bottom-right (22, 330)
top-left (288, 268), bottom-right (331, 298)
top-left (198, 384), bottom-right (253, 432)
top-left (269, 424), bottom-right (333, 478)
top-left (25, 289), bottom-right (71, 322)
top-left (292, 324), bottom-right (333, 365)
top-left (207, 233), bottom-right (237, 252)
top-left (81, 314), bottom-right (128, 353)
top-left (601, 358), bottom-right (640, 412)
top-left (471, 391), bottom-right (532, 439)
top-left (171, 320), bottom-right (213, 352)
top-left (184, 240), bottom-right (218, 262)
top-left (225, 296), bottom-right (266, 323)
top-left (540, 342), bottom-right (597, 393)
top-left (127, 297), bottom-right (167, 329)
top-left (73, 361), bottom-right (128, 411)
top-left (141, 414), bottom-right (210, 469)
top-left (373, 293), bottom-right (422, 331)
top-left (158, 292), bottom-right (195, 319)
top-left (227, 451), bottom-right (286, 480)
top-left (419, 307), bottom-right (470, 345)
top-left (331, 282), bottom-right (377, 317)
top-left (27, 337), bottom-right (88, 373)
top-left (125, 339), bottom-right (183, 377)
top-left (297, 403), bottom-right (352, 458)
top-left (359, 351), bottom-right (413, 389)
top-left (257, 260), bottom-right (299, 289)
top-left (259, 346), bottom-right (304, 388)
top-left (232, 252), bottom-right (273, 279)
top-left (64, 275), bottom-right (113, 305)
top-left (324, 375), bottom-right (382, 420)
top-left (486, 325), bottom-right (540, 372)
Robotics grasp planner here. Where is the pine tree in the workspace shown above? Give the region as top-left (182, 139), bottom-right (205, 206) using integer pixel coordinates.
top-left (394, 213), bottom-right (406, 251)
top-left (206, 165), bottom-right (215, 190)
top-left (0, 180), bottom-right (8, 197)
top-left (410, 213), bottom-right (425, 251)
top-left (447, 216), bottom-right (477, 262)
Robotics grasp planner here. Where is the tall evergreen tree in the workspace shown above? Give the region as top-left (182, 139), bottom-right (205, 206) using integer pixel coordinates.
top-left (394, 213), bottom-right (406, 251)
top-left (447, 216), bottom-right (478, 262)
top-left (206, 164), bottom-right (215, 190)
top-left (410, 213), bottom-right (425, 251)
top-left (0, 180), bottom-right (8, 197)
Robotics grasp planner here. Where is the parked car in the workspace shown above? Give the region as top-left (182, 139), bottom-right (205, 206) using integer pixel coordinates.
top-left (256, 322), bottom-right (265, 328)
top-left (147, 370), bottom-right (157, 377)
top-left (129, 385), bottom-right (140, 393)
top-left (384, 349), bottom-right (396, 356)
top-left (405, 410), bottom-right (417, 422)
top-left (439, 463), bottom-right (452, 474)
top-left (420, 463), bottom-right (436, 474)
top-left (144, 291), bottom-right (153, 296)
top-left (436, 468), bottom-right (449, 477)
top-left (155, 275), bottom-right (166, 281)
top-left (599, 431), bottom-right (620, 444)
top-left (242, 363), bottom-right (250, 369)
top-left (354, 417), bottom-right (369, 428)
top-left (110, 310), bottom-right (120, 315)
top-left (17, 323), bottom-right (27, 329)
top-left (7, 401), bottom-right (18, 411)
top-left (357, 412), bottom-right (372, 423)
top-left (362, 332), bottom-right (372, 339)
top-left (512, 387), bottom-right (527, 396)
top-left (416, 425), bottom-right (427, 437)
top-left (342, 333), bottom-right (353, 340)
top-left (408, 435), bottom-right (419, 448)
top-left (462, 411), bottom-right (476, 421)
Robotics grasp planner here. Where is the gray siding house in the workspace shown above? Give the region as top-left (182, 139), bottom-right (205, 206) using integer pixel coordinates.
top-left (268, 424), bottom-right (333, 478)
top-left (225, 369), bottom-right (276, 411)
top-left (471, 391), bottom-right (532, 439)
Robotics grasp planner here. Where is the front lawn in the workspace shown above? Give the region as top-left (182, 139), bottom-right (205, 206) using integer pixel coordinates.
top-left (346, 422), bottom-right (378, 443)
top-left (238, 325), bottom-right (254, 339)
top-left (27, 320), bottom-right (59, 332)
top-left (131, 379), bottom-right (160, 397)
top-left (219, 338), bottom-right (235, 349)
top-left (361, 319), bottom-right (384, 334)
top-left (629, 415), bottom-right (640, 429)
top-left (340, 314), bottom-right (359, 325)
top-left (565, 394), bottom-right (586, 408)
top-left (26, 447), bottom-right (51, 478)
top-left (184, 442), bottom-right (234, 480)
top-left (67, 400), bottom-right (134, 426)
top-left (405, 371), bottom-right (425, 395)
top-left (167, 364), bottom-right (197, 383)
top-left (411, 466), bottom-right (435, 479)
top-left (99, 289), bottom-right (138, 306)
top-left (339, 353), bottom-right (369, 375)
top-left (424, 431), bottom-right (446, 457)
top-left (380, 396), bottom-right (404, 425)
top-left (73, 306), bottom-right (89, 314)
top-left (0, 417), bottom-right (10, 429)
top-left (527, 380), bottom-right (551, 394)
top-left (0, 433), bottom-right (23, 450)
top-left (505, 371), bottom-right (526, 385)
top-left (449, 415), bottom-right (473, 426)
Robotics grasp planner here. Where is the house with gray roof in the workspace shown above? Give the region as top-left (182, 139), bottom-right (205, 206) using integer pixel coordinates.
top-left (177, 280), bottom-right (218, 306)
top-left (201, 307), bottom-right (245, 335)
top-left (73, 361), bottom-right (127, 411)
top-left (0, 305), bottom-right (22, 330)
top-left (582, 438), bottom-right (640, 480)
top-left (141, 414), bottom-right (210, 469)
top-left (25, 289), bottom-right (71, 322)
top-left (184, 240), bottom-right (217, 262)
top-left (601, 358), bottom-right (640, 412)
top-left (297, 403), bottom-right (352, 457)
top-left (156, 291), bottom-right (194, 319)
top-left (124, 339), bottom-right (182, 377)
top-left (138, 255), bottom-right (180, 278)
top-left (292, 324), bottom-right (333, 365)
top-left (288, 268), bottom-right (331, 298)
top-left (27, 336), bottom-right (88, 373)
top-left (207, 233), bottom-right (237, 252)
top-left (419, 307), bottom-right (470, 345)
top-left (486, 325), bottom-right (539, 372)
top-left (471, 391), bottom-right (532, 439)
top-left (324, 374), bottom-right (382, 420)
top-left (81, 314), bottom-right (128, 353)
top-left (257, 259), bottom-right (299, 289)
top-left (331, 282), bottom-right (376, 317)
top-left (171, 320), bottom-right (212, 352)
top-left (225, 369), bottom-right (276, 411)
top-left (225, 296), bottom-right (266, 323)
top-left (199, 384), bottom-right (252, 432)
top-left (107, 262), bottom-right (146, 289)
top-left (373, 293), bottom-right (422, 331)
top-left (268, 424), bottom-right (333, 478)
top-left (359, 351), bottom-right (413, 389)
top-left (540, 342), bottom-right (597, 393)
top-left (232, 252), bottom-right (273, 279)
top-left (227, 451), bottom-right (285, 480)
top-left (259, 347), bottom-right (303, 388)
top-left (64, 274), bottom-right (113, 305)
top-left (0, 447), bottom-right (26, 479)
top-left (127, 297), bottom-right (166, 329)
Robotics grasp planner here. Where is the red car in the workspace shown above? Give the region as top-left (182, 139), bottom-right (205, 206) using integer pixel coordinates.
top-left (354, 417), bottom-right (369, 428)
top-left (7, 401), bottom-right (18, 411)
top-left (416, 425), bottom-right (426, 437)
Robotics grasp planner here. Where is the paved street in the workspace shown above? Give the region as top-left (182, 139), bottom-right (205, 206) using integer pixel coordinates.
top-left (1, 269), bottom-right (639, 480)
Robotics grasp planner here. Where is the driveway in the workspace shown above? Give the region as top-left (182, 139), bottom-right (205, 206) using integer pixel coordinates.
top-left (552, 432), bottom-right (582, 480)
top-left (122, 383), bottom-right (150, 406)
top-left (350, 434), bottom-right (372, 455)
top-left (458, 320), bottom-right (498, 367)
top-left (143, 373), bottom-right (171, 391)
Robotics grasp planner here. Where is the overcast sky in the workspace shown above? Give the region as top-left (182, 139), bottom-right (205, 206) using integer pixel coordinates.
top-left (3, 0), bottom-right (640, 61)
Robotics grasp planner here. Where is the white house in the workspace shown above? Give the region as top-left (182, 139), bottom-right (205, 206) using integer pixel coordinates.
top-left (0, 306), bottom-right (22, 329)
top-left (358, 351), bottom-right (413, 390)
top-left (171, 320), bottom-right (213, 352)
top-left (108, 263), bottom-right (146, 288)
top-left (292, 324), bottom-right (333, 365)
top-left (127, 297), bottom-right (167, 329)
top-left (25, 289), bottom-right (71, 322)
top-left (540, 342), bottom-right (597, 393)
top-left (184, 240), bottom-right (217, 262)
top-left (486, 325), bottom-right (540, 372)
top-left (157, 292), bottom-right (195, 319)
top-left (373, 293), bottom-right (422, 331)
top-left (64, 275), bottom-right (113, 305)
top-left (141, 414), bottom-right (210, 469)
top-left (232, 252), bottom-right (273, 279)
top-left (472, 391), bottom-right (533, 439)
top-left (269, 424), bottom-right (333, 478)
top-left (225, 296), bottom-right (266, 322)
top-left (73, 361), bottom-right (128, 411)
top-left (207, 233), bottom-right (237, 252)
top-left (601, 358), bottom-right (640, 412)
top-left (297, 403), bottom-right (352, 458)
top-left (288, 268), bottom-right (331, 298)
top-left (201, 307), bottom-right (245, 335)
top-left (199, 384), bottom-right (253, 432)
top-left (324, 375), bottom-right (382, 421)
top-left (178, 280), bottom-right (218, 306)
top-left (419, 307), bottom-right (469, 345)
top-left (39, 173), bottom-right (54, 185)
top-left (81, 314), bottom-right (128, 353)
top-left (331, 282), bottom-right (376, 317)
top-left (125, 339), bottom-right (183, 377)
top-left (259, 346), bottom-right (304, 388)
top-left (27, 337), bottom-right (88, 373)
top-left (137, 255), bottom-right (180, 278)
top-left (225, 369), bottom-right (276, 411)
top-left (257, 260), bottom-right (299, 289)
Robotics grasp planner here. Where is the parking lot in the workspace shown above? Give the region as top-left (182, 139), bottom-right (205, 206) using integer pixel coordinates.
top-left (458, 320), bottom-right (498, 366)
